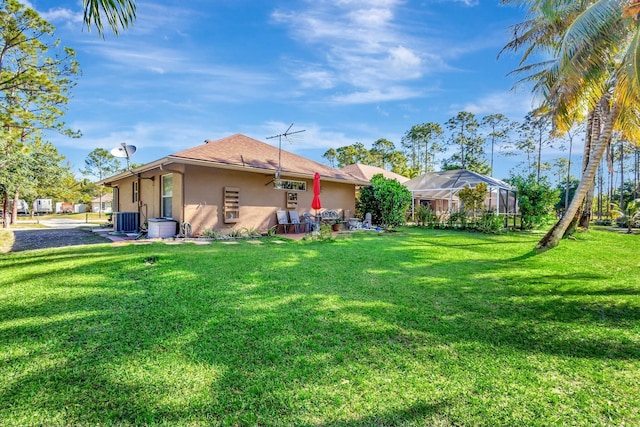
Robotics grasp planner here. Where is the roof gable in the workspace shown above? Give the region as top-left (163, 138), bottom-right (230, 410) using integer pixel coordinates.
top-left (91, 193), bottom-right (113, 203)
top-left (340, 164), bottom-right (409, 183)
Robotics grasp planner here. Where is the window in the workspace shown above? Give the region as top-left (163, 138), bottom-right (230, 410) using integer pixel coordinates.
top-left (161, 174), bottom-right (173, 218)
top-left (112, 187), bottom-right (119, 212)
top-left (273, 179), bottom-right (307, 191)
top-left (132, 181), bottom-right (138, 203)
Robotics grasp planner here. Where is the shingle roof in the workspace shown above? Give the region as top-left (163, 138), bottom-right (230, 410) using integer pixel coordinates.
top-left (169, 134), bottom-right (364, 182)
top-left (340, 164), bottom-right (409, 183)
top-left (91, 193), bottom-right (113, 203)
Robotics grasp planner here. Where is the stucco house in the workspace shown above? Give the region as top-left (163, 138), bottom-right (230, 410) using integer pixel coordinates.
top-left (90, 193), bottom-right (113, 213)
top-left (98, 134), bottom-right (368, 235)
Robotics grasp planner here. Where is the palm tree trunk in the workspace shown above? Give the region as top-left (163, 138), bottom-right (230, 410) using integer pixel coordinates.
top-left (619, 141), bottom-right (625, 208)
top-left (536, 102), bottom-right (620, 251)
top-left (577, 107), bottom-right (599, 230)
top-left (579, 184), bottom-right (595, 228)
top-left (566, 109), bottom-right (594, 233)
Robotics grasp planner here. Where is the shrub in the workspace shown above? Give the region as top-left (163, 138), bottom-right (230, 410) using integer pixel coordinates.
top-left (509, 174), bottom-right (559, 230)
top-left (448, 210), bottom-right (467, 229)
top-left (200, 229), bottom-right (226, 239)
top-left (615, 215), bottom-right (640, 229)
top-left (357, 174), bottom-right (412, 230)
top-left (227, 228), bottom-right (245, 238)
top-left (458, 182), bottom-right (488, 221)
top-left (415, 204), bottom-right (438, 227)
top-left (477, 211), bottom-right (504, 234)
top-left (303, 223), bottom-right (334, 241)
top-left (243, 226), bottom-right (262, 237)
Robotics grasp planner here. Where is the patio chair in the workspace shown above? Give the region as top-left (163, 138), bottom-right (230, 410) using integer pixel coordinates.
top-left (348, 217), bottom-right (362, 230)
top-left (276, 210), bottom-right (293, 233)
top-left (302, 213), bottom-right (315, 233)
top-left (320, 210), bottom-right (340, 221)
top-left (288, 210), bottom-right (302, 233)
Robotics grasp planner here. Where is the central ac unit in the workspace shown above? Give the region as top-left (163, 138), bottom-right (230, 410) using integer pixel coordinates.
top-left (113, 211), bottom-right (139, 233)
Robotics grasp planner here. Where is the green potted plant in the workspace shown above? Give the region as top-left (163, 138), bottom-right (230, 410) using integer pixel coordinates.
top-left (331, 218), bottom-right (342, 232)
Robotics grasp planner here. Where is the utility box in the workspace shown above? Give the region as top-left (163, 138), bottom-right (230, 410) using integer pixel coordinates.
top-left (147, 218), bottom-right (177, 238)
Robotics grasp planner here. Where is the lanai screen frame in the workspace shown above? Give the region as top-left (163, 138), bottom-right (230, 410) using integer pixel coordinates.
top-left (405, 169), bottom-right (518, 221)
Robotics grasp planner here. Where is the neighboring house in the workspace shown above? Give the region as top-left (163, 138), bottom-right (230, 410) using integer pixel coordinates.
top-left (91, 193), bottom-right (113, 213)
top-left (97, 134), bottom-right (369, 235)
top-left (340, 164), bottom-right (409, 183)
top-left (404, 169), bottom-right (517, 216)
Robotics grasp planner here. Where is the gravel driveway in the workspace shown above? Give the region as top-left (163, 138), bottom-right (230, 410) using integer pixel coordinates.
top-left (1, 228), bottom-right (112, 253)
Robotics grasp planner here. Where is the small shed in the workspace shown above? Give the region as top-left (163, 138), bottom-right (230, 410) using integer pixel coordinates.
top-left (404, 169), bottom-right (517, 217)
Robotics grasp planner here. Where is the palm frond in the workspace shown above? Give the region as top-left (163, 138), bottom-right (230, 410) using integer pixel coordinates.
top-left (83, 0), bottom-right (136, 36)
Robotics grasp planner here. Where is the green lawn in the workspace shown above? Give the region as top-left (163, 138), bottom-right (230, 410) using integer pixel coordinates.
top-left (0, 228), bottom-right (638, 426)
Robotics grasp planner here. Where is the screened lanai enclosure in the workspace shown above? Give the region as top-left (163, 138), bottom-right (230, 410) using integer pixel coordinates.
top-left (404, 169), bottom-right (518, 220)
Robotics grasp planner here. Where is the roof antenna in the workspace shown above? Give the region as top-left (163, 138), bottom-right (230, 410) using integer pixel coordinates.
top-left (266, 123), bottom-right (305, 181)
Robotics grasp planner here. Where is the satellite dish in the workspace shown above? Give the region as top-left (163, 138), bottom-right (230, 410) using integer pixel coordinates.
top-left (111, 142), bottom-right (137, 170)
top-left (111, 143), bottom-right (137, 158)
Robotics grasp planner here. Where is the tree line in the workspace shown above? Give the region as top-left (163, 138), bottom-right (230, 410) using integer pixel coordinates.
top-left (320, 111), bottom-right (586, 183)
top-left (322, 112), bottom-right (505, 178)
top-left (0, 1), bottom-right (128, 227)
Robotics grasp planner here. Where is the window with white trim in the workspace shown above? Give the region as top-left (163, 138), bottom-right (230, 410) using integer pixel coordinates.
top-left (161, 174), bottom-right (173, 218)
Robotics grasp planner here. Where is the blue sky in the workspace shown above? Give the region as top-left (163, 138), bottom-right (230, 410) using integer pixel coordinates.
top-left (25, 0), bottom-right (579, 181)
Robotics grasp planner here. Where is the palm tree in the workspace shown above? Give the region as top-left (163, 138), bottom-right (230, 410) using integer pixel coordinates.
top-left (503, 0), bottom-right (640, 250)
top-left (611, 198), bottom-right (640, 233)
top-left (83, 0), bottom-right (136, 35)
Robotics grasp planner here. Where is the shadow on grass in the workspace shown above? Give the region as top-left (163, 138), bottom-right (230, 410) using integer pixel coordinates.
top-left (7, 228), bottom-right (111, 253)
top-left (1, 228), bottom-right (639, 425)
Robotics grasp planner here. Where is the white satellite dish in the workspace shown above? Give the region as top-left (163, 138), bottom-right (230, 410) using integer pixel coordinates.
top-left (111, 142), bottom-right (137, 170)
top-left (111, 143), bottom-right (137, 158)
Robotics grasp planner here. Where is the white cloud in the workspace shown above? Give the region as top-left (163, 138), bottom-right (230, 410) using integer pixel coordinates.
top-left (293, 68), bottom-right (336, 89)
top-left (40, 7), bottom-right (83, 23)
top-left (456, 90), bottom-right (536, 119)
top-left (271, 1), bottom-right (442, 104)
top-left (457, 0), bottom-right (480, 6)
top-left (333, 87), bottom-right (423, 104)
top-left (348, 8), bottom-right (394, 27)
top-left (16, 1), bottom-right (83, 25)
top-left (388, 45), bottom-right (422, 77)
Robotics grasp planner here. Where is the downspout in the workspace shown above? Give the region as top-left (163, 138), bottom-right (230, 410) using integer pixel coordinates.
top-left (138, 175), bottom-right (142, 223)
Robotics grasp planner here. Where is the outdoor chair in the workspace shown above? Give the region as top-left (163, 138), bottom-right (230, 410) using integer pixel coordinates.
top-left (302, 213), bottom-right (315, 233)
top-left (288, 210), bottom-right (302, 233)
top-left (276, 210), bottom-right (293, 233)
top-left (320, 210), bottom-right (340, 221)
top-left (348, 217), bottom-right (362, 230)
